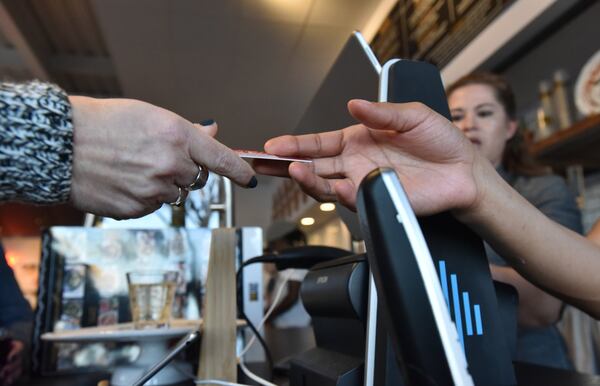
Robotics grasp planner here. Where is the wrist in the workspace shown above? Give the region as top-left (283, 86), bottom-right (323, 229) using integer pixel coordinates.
top-left (69, 95), bottom-right (96, 130)
top-left (452, 153), bottom-right (501, 227)
top-left (68, 95), bottom-right (103, 212)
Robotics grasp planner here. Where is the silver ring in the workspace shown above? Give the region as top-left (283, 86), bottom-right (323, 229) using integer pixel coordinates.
top-left (170, 187), bottom-right (188, 207)
top-left (187, 164), bottom-right (209, 191)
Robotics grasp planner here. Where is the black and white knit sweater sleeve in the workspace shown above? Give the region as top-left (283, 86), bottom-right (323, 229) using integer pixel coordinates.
top-left (0, 81), bottom-right (73, 204)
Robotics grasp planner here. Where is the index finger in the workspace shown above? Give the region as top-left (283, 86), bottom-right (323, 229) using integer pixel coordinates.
top-left (264, 129), bottom-right (347, 159)
top-left (187, 125), bottom-right (256, 187)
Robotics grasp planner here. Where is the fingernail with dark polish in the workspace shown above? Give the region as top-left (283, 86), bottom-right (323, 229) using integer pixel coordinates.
top-left (246, 176), bottom-right (258, 188)
top-left (200, 119), bottom-right (215, 126)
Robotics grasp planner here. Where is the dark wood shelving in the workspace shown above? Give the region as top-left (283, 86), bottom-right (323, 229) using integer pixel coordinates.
top-left (530, 114), bottom-right (600, 168)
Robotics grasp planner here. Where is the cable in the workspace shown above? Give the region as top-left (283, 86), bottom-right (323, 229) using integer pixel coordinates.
top-left (240, 255), bottom-right (278, 268)
top-left (162, 256), bottom-right (287, 386)
top-left (236, 248), bottom-right (347, 381)
top-left (238, 307), bottom-right (273, 369)
top-left (174, 258), bottom-right (293, 386)
top-left (236, 271), bottom-right (291, 386)
top-left (172, 343), bottom-right (279, 386)
top-left (236, 256), bottom-right (278, 372)
top-left (239, 359), bottom-right (278, 386)
top-left (239, 270), bottom-right (292, 358)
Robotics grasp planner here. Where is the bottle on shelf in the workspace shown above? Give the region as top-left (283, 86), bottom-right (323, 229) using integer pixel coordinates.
top-left (536, 80), bottom-right (556, 141)
top-left (553, 70), bottom-right (573, 130)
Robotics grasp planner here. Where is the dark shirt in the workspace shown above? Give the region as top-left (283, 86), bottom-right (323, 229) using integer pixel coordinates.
top-left (485, 167), bottom-right (582, 369)
top-left (0, 245), bottom-right (32, 342)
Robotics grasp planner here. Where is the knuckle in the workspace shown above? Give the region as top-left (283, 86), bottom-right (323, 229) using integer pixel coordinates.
top-left (156, 116), bottom-right (188, 147)
top-left (410, 101), bottom-right (435, 119)
top-left (155, 154), bottom-right (179, 176)
top-left (314, 134), bottom-right (323, 153)
top-left (332, 157), bottom-right (343, 175)
top-left (397, 102), bottom-right (432, 128)
top-left (213, 153), bottom-right (236, 175)
top-left (407, 101), bottom-right (427, 111)
top-left (137, 181), bottom-right (164, 202)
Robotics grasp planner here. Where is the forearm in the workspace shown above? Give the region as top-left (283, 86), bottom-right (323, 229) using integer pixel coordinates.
top-left (588, 219), bottom-right (600, 246)
top-left (459, 156), bottom-right (600, 318)
top-left (490, 265), bottom-right (562, 327)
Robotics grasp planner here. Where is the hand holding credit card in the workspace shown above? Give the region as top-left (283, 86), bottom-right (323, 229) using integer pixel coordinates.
top-left (237, 149), bottom-right (312, 178)
top-left (235, 149), bottom-right (312, 163)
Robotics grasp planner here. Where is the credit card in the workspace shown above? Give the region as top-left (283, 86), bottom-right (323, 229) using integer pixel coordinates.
top-left (235, 149), bottom-right (312, 163)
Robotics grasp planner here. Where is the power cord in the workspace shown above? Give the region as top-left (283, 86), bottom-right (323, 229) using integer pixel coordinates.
top-left (239, 359), bottom-right (278, 386)
top-left (236, 255), bottom-right (279, 374)
top-left (235, 247), bottom-right (350, 384)
top-left (172, 267), bottom-right (288, 386)
top-left (238, 270), bottom-right (292, 358)
top-left (238, 307), bottom-right (273, 370)
top-left (237, 270), bottom-right (291, 386)
top-left (173, 362), bottom-right (277, 386)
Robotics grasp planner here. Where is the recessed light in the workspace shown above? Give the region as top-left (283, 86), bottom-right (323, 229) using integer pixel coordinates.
top-left (300, 217), bottom-right (315, 226)
top-left (319, 203), bottom-right (335, 212)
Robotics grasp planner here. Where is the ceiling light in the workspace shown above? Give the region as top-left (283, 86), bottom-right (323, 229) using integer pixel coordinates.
top-left (319, 203), bottom-right (335, 212)
top-left (300, 217), bottom-right (315, 226)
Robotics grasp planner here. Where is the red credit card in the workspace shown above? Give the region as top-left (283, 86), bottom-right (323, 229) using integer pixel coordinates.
top-left (235, 149), bottom-right (312, 163)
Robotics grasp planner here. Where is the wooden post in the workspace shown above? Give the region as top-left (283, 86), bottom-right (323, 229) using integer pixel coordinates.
top-left (198, 228), bottom-right (238, 384)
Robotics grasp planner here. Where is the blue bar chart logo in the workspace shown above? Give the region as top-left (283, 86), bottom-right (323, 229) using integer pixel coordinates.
top-left (438, 260), bottom-right (483, 352)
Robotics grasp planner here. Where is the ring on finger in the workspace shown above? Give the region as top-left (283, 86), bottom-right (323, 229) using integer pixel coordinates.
top-left (169, 187), bottom-right (188, 207)
top-left (187, 164), bottom-right (209, 191)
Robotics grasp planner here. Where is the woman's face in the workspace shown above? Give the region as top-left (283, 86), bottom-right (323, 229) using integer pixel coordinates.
top-left (448, 83), bottom-right (517, 167)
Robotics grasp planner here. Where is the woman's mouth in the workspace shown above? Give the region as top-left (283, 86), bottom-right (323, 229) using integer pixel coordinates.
top-left (469, 138), bottom-right (481, 146)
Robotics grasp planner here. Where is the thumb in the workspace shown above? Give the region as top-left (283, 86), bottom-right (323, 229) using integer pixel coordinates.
top-left (194, 119), bottom-right (218, 137)
top-left (348, 99), bottom-right (436, 133)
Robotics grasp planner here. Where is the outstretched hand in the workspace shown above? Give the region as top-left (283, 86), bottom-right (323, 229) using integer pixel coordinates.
top-left (69, 96), bottom-right (256, 219)
top-left (255, 99), bottom-right (483, 215)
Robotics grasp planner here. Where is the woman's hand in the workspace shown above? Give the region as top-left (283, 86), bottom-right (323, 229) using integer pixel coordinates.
top-left (69, 96), bottom-right (256, 219)
top-left (256, 99), bottom-right (484, 216)
top-left (260, 99), bottom-right (600, 319)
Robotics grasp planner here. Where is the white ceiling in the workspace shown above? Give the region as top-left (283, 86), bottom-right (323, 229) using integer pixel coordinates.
top-left (91, 0), bottom-right (385, 151)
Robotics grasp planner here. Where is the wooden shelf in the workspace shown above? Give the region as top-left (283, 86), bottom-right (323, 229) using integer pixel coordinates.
top-left (530, 114), bottom-right (600, 168)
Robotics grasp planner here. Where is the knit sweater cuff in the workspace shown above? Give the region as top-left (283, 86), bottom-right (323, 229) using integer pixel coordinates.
top-left (0, 81), bottom-right (74, 204)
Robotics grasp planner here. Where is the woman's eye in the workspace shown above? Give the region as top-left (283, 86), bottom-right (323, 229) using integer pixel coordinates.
top-left (477, 110), bottom-right (494, 118)
top-left (451, 114), bottom-right (463, 122)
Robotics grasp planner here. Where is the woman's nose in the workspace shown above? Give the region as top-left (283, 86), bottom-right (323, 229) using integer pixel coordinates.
top-left (459, 113), bottom-right (477, 133)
